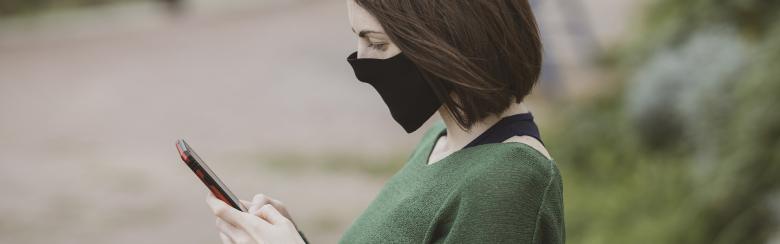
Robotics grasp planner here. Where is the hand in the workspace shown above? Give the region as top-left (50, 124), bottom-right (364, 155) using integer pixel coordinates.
top-left (206, 193), bottom-right (304, 244)
top-left (240, 194), bottom-right (297, 229)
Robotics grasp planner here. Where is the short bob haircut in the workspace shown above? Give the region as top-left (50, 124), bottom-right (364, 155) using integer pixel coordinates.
top-left (354, 0), bottom-right (542, 130)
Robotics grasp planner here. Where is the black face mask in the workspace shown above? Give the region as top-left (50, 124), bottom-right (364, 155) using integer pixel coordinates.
top-left (347, 51), bottom-right (441, 133)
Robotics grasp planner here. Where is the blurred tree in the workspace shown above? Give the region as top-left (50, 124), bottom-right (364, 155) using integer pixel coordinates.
top-left (551, 0), bottom-right (780, 243)
top-left (0, 0), bottom-right (184, 17)
top-left (160, 0), bottom-right (185, 16)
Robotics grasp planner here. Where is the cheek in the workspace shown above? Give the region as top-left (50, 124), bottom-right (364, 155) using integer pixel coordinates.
top-left (358, 48), bottom-right (386, 59)
top-left (356, 39), bottom-right (369, 59)
top-left (356, 40), bottom-right (382, 59)
top-left (384, 45), bottom-right (402, 58)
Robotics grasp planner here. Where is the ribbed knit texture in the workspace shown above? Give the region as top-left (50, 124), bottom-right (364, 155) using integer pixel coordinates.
top-left (340, 122), bottom-right (565, 243)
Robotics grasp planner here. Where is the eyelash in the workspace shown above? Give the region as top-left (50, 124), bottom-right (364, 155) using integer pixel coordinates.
top-left (368, 42), bottom-right (387, 50)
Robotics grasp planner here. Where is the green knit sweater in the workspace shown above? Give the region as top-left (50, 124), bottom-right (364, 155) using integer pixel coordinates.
top-left (339, 122), bottom-right (565, 243)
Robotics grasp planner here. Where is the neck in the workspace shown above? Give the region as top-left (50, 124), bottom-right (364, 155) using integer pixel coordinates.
top-left (438, 102), bottom-right (529, 152)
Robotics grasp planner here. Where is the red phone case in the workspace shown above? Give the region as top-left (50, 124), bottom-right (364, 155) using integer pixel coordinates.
top-left (176, 140), bottom-right (246, 211)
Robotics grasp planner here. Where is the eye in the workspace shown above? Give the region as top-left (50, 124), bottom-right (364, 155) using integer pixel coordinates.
top-left (368, 42), bottom-right (388, 51)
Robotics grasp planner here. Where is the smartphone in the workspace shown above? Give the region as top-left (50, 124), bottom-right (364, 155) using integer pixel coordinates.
top-left (176, 139), bottom-right (247, 212)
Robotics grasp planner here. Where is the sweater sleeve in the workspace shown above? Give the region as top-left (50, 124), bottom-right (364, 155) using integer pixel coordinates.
top-left (436, 158), bottom-right (565, 244)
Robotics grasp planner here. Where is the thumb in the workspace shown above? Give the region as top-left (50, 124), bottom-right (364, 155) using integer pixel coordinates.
top-left (207, 193), bottom-right (265, 231)
top-left (258, 204), bottom-right (290, 226)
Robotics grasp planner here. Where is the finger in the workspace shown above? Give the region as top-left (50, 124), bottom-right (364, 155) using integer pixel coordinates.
top-left (268, 199), bottom-right (290, 215)
top-left (252, 194), bottom-right (274, 205)
top-left (215, 218), bottom-right (242, 238)
top-left (269, 198), bottom-right (284, 208)
top-left (207, 193), bottom-right (269, 231)
top-left (216, 218), bottom-right (254, 244)
top-left (240, 199), bottom-right (252, 207)
top-left (249, 202), bottom-right (267, 216)
top-left (258, 204), bottom-right (290, 226)
top-left (238, 200), bottom-right (251, 211)
top-left (249, 194), bottom-right (273, 213)
top-left (219, 232), bottom-right (234, 244)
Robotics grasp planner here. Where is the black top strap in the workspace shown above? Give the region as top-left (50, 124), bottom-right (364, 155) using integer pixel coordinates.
top-left (462, 113), bottom-right (542, 149)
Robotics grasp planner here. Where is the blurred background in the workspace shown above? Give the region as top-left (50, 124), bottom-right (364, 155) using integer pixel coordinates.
top-left (0, 0), bottom-right (778, 243)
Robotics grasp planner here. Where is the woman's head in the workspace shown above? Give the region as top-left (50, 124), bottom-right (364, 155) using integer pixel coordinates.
top-left (347, 0), bottom-right (542, 130)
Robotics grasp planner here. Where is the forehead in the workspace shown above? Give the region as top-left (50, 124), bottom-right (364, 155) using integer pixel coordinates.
top-left (347, 0), bottom-right (384, 32)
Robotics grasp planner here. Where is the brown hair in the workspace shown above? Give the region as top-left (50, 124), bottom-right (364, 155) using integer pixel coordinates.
top-left (354, 0), bottom-right (542, 130)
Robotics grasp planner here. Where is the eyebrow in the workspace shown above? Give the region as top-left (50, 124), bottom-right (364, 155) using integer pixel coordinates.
top-left (351, 28), bottom-right (385, 38)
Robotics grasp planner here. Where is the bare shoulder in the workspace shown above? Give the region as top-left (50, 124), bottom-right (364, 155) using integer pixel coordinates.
top-left (503, 136), bottom-right (553, 161)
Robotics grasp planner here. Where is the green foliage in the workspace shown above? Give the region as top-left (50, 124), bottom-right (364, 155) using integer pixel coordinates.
top-left (0, 0), bottom-right (142, 16)
top-left (554, 0), bottom-right (780, 243)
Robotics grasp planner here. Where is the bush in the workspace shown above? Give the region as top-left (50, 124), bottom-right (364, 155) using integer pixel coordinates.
top-left (553, 0), bottom-right (780, 243)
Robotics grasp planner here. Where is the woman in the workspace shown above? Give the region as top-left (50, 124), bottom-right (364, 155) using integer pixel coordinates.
top-left (205, 0), bottom-right (565, 243)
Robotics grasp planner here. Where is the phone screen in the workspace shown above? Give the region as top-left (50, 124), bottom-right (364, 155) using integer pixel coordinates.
top-left (176, 139), bottom-right (246, 211)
